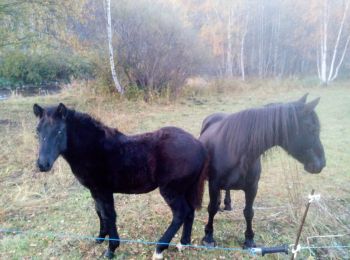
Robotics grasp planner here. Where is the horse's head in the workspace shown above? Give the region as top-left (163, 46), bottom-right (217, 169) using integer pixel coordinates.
top-left (284, 95), bottom-right (326, 174)
top-left (33, 103), bottom-right (68, 172)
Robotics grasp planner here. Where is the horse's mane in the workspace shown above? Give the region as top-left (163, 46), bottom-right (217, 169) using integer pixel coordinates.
top-left (45, 106), bottom-right (119, 138)
top-left (72, 110), bottom-right (121, 138)
top-left (218, 102), bottom-right (300, 159)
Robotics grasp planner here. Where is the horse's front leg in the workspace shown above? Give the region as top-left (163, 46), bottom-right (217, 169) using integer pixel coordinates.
top-left (223, 190), bottom-right (233, 211)
top-left (202, 182), bottom-right (220, 247)
top-left (243, 186), bottom-right (257, 248)
top-left (91, 191), bottom-right (120, 259)
top-left (91, 192), bottom-right (108, 244)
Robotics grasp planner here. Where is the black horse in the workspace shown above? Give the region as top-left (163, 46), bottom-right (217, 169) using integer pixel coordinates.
top-left (199, 102), bottom-right (284, 211)
top-left (33, 103), bottom-right (208, 259)
top-left (199, 94), bottom-right (326, 248)
top-left (200, 113), bottom-right (233, 211)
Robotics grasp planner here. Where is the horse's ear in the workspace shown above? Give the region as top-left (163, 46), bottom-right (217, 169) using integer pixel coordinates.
top-left (303, 97), bottom-right (320, 114)
top-left (297, 93), bottom-right (308, 104)
top-left (56, 103), bottom-right (68, 119)
top-left (33, 104), bottom-right (44, 118)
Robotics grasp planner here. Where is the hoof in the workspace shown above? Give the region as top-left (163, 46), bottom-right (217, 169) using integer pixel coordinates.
top-left (243, 239), bottom-right (256, 249)
top-left (95, 237), bottom-right (105, 244)
top-left (201, 238), bottom-right (216, 248)
top-left (152, 250), bottom-right (163, 260)
top-left (103, 249), bottom-right (114, 259)
top-left (223, 205), bottom-right (233, 211)
top-left (176, 243), bottom-right (187, 252)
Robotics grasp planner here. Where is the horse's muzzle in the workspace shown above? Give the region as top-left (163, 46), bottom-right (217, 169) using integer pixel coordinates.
top-left (304, 160), bottom-right (325, 174)
top-left (37, 160), bottom-right (52, 172)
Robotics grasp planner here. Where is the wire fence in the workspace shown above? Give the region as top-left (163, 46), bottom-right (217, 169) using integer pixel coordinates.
top-left (1, 227), bottom-right (350, 257)
top-left (0, 227), bottom-right (255, 255)
top-left (1, 191), bottom-right (349, 258)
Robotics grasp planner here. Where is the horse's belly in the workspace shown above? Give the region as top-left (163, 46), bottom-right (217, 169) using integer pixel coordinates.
top-left (220, 170), bottom-right (246, 190)
top-left (223, 178), bottom-right (246, 190)
top-left (116, 183), bottom-right (158, 194)
top-left (226, 182), bottom-right (245, 190)
top-left (110, 171), bottom-right (158, 194)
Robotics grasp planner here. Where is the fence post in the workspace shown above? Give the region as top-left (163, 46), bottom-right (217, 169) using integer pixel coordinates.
top-left (291, 189), bottom-right (315, 260)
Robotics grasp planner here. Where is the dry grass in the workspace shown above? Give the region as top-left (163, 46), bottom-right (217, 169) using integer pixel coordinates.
top-left (0, 80), bottom-right (349, 259)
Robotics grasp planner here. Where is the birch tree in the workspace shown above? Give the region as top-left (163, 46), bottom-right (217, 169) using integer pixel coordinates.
top-left (327, 0), bottom-right (350, 83)
top-left (318, 0), bottom-right (350, 85)
top-left (225, 4), bottom-right (234, 77)
top-left (319, 0), bottom-right (329, 84)
top-left (104, 0), bottom-right (124, 94)
top-left (240, 13), bottom-right (248, 81)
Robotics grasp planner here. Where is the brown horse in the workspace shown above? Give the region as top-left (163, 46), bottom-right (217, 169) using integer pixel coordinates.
top-left (33, 103), bottom-right (208, 259)
top-left (199, 94), bottom-right (326, 248)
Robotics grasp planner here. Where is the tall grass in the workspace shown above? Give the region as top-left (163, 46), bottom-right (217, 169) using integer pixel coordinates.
top-left (0, 80), bottom-right (349, 259)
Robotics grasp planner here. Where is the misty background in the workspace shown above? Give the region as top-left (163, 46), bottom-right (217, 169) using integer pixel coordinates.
top-left (1, 0), bottom-right (349, 96)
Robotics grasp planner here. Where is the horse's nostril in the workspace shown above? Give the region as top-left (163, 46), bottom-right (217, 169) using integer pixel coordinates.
top-left (38, 164), bottom-right (45, 171)
top-left (37, 160), bottom-right (50, 172)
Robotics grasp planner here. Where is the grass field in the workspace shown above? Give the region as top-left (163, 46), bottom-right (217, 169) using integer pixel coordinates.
top-left (0, 80), bottom-right (349, 259)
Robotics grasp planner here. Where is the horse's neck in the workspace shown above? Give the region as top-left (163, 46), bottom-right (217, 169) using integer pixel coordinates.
top-left (259, 107), bottom-right (294, 154)
top-left (247, 108), bottom-right (288, 158)
top-left (64, 116), bottom-right (120, 160)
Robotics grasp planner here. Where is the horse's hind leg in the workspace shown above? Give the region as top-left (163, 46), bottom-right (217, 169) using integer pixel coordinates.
top-left (219, 190), bottom-right (232, 211)
top-left (243, 161), bottom-right (261, 248)
top-left (243, 186), bottom-right (257, 248)
top-left (223, 190), bottom-right (233, 211)
top-left (154, 188), bottom-right (190, 259)
top-left (202, 182), bottom-right (220, 247)
top-left (179, 205), bottom-right (195, 246)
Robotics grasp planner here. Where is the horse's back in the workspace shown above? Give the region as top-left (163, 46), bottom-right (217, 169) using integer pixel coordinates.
top-left (156, 126), bottom-right (206, 169)
top-left (154, 127), bottom-right (207, 187)
top-left (200, 112), bottom-right (228, 135)
top-left (106, 126), bottom-right (206, 194)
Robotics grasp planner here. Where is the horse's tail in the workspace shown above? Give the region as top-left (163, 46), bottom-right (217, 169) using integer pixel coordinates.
top-left (188, 152), bottom-right (209, 210)
top-left (200, 113), bottom-right (227, 136)
top-left (200, 121), bottom-right (209, 136)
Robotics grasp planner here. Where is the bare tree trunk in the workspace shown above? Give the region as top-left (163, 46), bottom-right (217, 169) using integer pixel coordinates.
top-left (105, 0), bottom-right (124, 94)
top-left (328, 0), bottom-right (350, 82)
top-left (330, 33), bottom-right (350, 81)
top-left (240, 14), bottom-right (248, 81)
top-left (317, 45), bottom-right (321, 79)
top-left (273, 11), bottom-right (281, 77)
top-left (318, 0), bottom-right (350, 85)
top-left (265, 24), bottom-right (274, 76)
top-left (226, 6), bottom-right (233, 77)
top-left (280, 50), bottom-right (287, 77)
top-left (320, 0), bottom-right (329, 85)
top-left (258, 1), bottom-right (265, 78)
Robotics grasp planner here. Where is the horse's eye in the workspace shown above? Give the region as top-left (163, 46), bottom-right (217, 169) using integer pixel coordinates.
top-left (58, 131), bottom-right (62, 135)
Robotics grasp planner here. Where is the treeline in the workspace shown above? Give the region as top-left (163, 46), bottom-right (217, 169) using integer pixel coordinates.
top-left (0, 0), bottom-right (349, 93)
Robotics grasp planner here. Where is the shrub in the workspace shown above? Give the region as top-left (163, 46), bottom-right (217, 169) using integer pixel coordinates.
top-left (0, 51), bottom-right (95, 88)
top-left (111, 0), bottom-right (210, 95)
